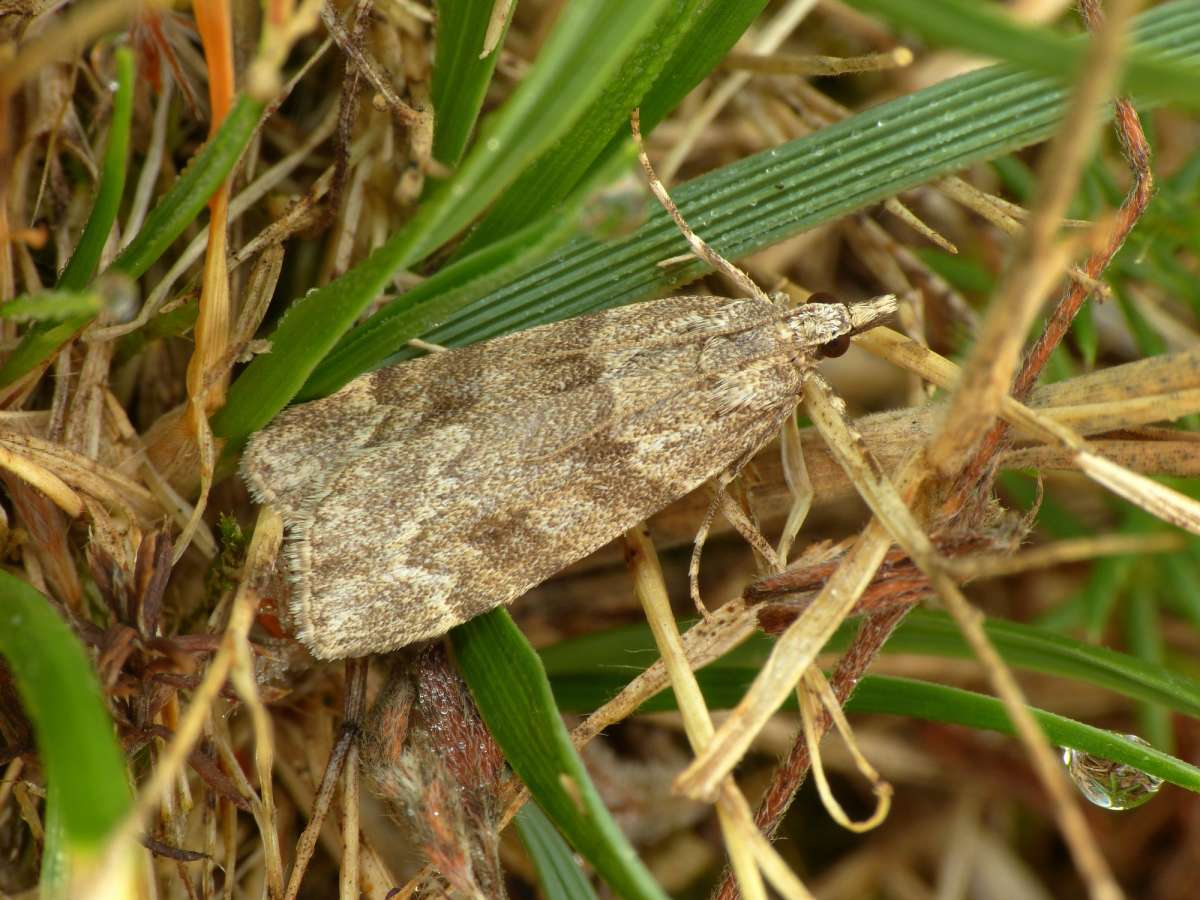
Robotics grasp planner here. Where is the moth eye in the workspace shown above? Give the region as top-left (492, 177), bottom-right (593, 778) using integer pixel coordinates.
top-left (818, 335), bottom-right (852, 358)
top-left (808, 292), bottom-right (852, 358)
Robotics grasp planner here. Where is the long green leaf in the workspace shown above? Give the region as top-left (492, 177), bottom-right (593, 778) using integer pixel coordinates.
top-left (455, 0), bottom-right (743, 256)
top-left (0, 290), bottom-right (101, 322)
top-left (431, 0), bottom-right (515, 167)
top-left (214, 0), bottom-right (678, 449)
top-left (453, 609), bottom-right (668, 900)
top-left (387, 0), bottom-right (1200, 355)
top-left (538, 609), bottom-right (1200, 720)
top-left (516, 804), bottom-right (600, 900)
top-left (58, 47), bottom-right (135, 292)
top-left (0, 572), bottom-right (130, 851)
top-left (848, 676), bottom-right (1200, 794)
top-left (111, 95), bottom-right (265, 281)
top-left (843, 610), bottom-right (1200, 718)
top-left (543, 668), bottom-right (1200, 793)
top-left (846, 0), bottom-right (1200, 108)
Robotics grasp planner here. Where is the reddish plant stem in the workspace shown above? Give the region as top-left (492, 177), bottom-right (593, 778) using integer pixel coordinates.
top-left (953, 4), bottom-right (1152, 498)
top-left (1012, 111), bottom-right (1152, 399)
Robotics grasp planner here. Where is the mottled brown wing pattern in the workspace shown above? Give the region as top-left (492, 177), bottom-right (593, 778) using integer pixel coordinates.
top-left (242, 295), bottom-right (764, 516)
top-left (241, 295), bottom-right (853, 658)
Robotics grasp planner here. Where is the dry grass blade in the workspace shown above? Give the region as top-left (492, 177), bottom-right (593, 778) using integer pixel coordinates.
top-left (115, 507), bottom-right (281, 857)
top-left (797, 668), bottom-right (891, 832)
top-left (1076, 453), bottom-right (1200, 534)
top-left (283, 661), bottom-right (365, 900)
top-left (674, 505), bottom-right (903, 801)
top-left (0, 444), bottom-right (83, 517)
top-left (339, 734), bottom-right (361, 900)
top-left (945, 531), bottom-right (1187, 580)
top-left (722, 46), bottom-right (913, 76)
top-left (928, 0), bottom-right (1139, 477)
top-left (623, 525), bottom-right (771, 900)
top-left (864, 328), bottom-right (1200, 536)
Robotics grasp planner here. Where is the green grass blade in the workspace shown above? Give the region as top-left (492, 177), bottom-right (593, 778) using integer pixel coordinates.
top-left (849, 675), bottom-right (1200, 793)
top-left (214, 0), bottom-right (679, 448)
top-left (452, 609), bottom-right (669, 900)
top-left (431, 0), bottom-right (514, 167)
top-left (0, 290), bottom-right (102, 321)
top-left (0, 318), bottom-right (97, 387)
top-left (0, 48), bottom-right (133, 387)
top-left (298, 205), bottom-right (577, 401)
top-left (516, 803), bottom-right (601, 900)
top-left (397, 0), bottom-right (1200, 354)
top-left (0, 93), bottom-right (264, 388)
top-left (850, 609), bottom-right (1200, 718)
top-left (846, 0), bottom-right (1200, 108)
top-left (1125, 585), bottom-right (1173, 751)
top-left (111, 94), bottom-right (265, 281)
top-left (456, 0), bottom-right (755, 256)
top-left (538, 608), bottom-right (1200, 720)
top-left (543, 667), bottom-right (1200, 793)
top-left (40, 788), bottom-right (69, 894)
top-left (57, 47), bottom-right (134, 292)
top-left (0, 572), bottom-right (130, 852)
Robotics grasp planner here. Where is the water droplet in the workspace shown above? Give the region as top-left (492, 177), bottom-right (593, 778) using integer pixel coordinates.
top-left (485, 137), bottom-right (500, 152)
top-left (1062, 735), bottom-right (1163, 810)
top-left (108, 81), bottom-right (119, 93)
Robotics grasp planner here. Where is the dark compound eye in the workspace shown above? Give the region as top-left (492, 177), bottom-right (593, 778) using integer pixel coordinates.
top-left (808, 291), bottom-right (852, 358)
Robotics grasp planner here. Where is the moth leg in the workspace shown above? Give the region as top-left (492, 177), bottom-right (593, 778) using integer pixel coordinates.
top-left (715, 482), bottom-right (784, 574)
top-left (631, 110), bottom-right (771, 304)
top-left (688, 487), bottom-right (722, 618)
top-left (690, 468), bottom-right (784, 618)
top-left (776, 414), bottom-right (814, 564)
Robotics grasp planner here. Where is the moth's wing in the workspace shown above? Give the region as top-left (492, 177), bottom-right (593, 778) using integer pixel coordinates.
top-left (241, 295), bottom-right (775, 518)
top-left (242, 374), bottom-right (392, 518)
top-left (289, 352), bottom-right (804, 658)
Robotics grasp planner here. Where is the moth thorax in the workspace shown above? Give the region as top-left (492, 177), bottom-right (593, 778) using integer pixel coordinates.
top-left (781, 301), bottom-right (851, 349)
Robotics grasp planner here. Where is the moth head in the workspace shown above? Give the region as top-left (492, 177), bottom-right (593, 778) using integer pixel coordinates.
top-left (808, 291), bottom-right (897, 358)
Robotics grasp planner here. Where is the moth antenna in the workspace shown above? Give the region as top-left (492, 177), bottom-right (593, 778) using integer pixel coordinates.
top-left (631, 109), bottom-right (771, 304)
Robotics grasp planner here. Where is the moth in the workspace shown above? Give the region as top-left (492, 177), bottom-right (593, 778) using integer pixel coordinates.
top-left (242, 290), bottom-right (895, 658)
top-left (242, 120), bottom-right (896, 660)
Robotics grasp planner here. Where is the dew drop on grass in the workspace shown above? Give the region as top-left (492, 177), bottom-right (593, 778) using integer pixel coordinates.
top-left (1062, 734), bottom-right (1163, 810)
